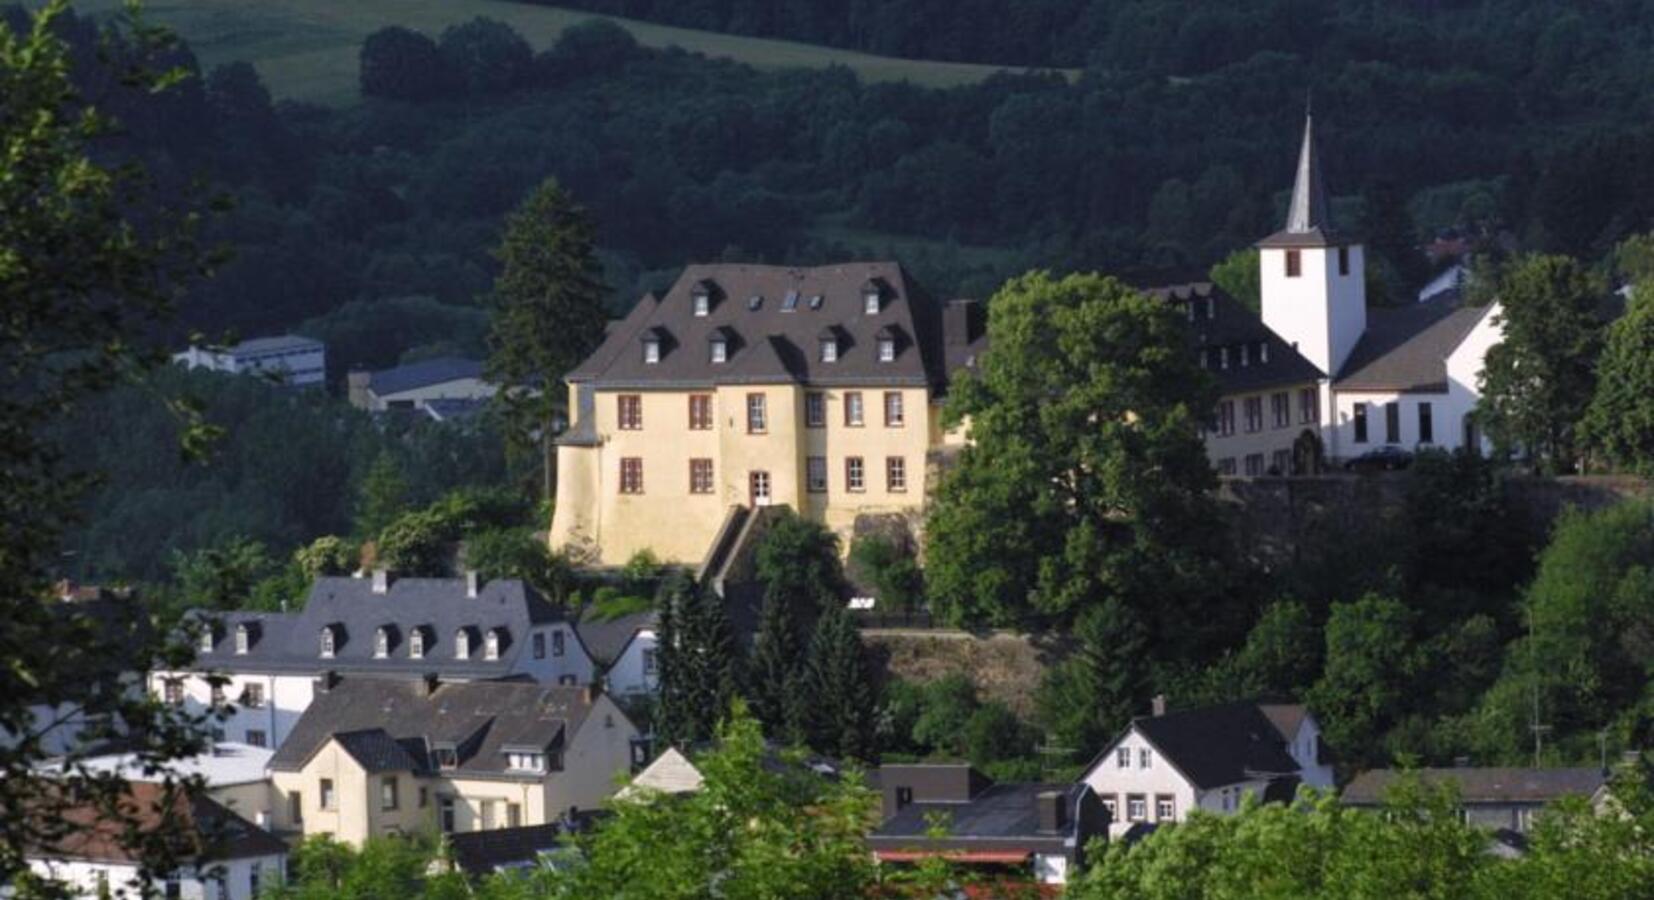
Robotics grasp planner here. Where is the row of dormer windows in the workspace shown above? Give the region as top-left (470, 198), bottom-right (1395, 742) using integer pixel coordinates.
top-left (204, 623), bottom-right (567, 662)
top-left (641, 328), bottom-right (899, 366)
top-left (617, 390), bottom-right (907, 432)
top-left (1200, 341), bottom-right (1271, 371)
top-left (688, 278), bottom-right (888, 319)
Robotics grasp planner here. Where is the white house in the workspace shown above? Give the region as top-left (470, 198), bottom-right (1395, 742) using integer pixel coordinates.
top-left (347, 357), bottom-right (495, 413)
top-left (1080, 699), bottom-right (1333, 836)
top-left (150, 572), bottom-right (595, 753)
top-left (26, 782), bottom-right (287, 900)
top-left (574, 609), bottom-right (659, 698)
top-left (174, 335), bottom-right (326, 389)
top-left (1187, 111), bottom-right (1504, 470)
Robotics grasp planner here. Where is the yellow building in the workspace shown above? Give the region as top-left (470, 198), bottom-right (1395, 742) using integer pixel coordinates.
top-left (267, 678), bottom-right (642, 846)
top-left (550, 263), bottom-right (983, 566)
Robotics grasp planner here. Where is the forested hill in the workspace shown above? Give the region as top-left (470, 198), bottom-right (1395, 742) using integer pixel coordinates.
top-left (517, 0), bottom-right (1654, 79)
top-left (32, 4), bottom-right (1654, 374)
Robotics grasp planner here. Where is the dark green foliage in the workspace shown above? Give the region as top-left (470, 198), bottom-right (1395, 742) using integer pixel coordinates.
top-left (1208, 248), bottom-right (1260, 313)
top-left (654, 576), bottom-right (740, 748)
top-left (1035, 597), bottom-right (1151, 758)
top-left (439, 18), bottom-right (533, 96)
top-left (925, 271), bottom-right (1227, 637)
top-left (963, 702), bottom-right (1035, 769)
top-left (463, 527), bottom-right (576, 602)
top-left (846, 534), bottom-right (923, 616)
top-left (801, 603), bottom-right (878, 762)
top-left (1477, 254), bottom-right (1607, 471)
top-left (1361, 177), bottom-right (1428, 303)
top-left (359, 27), bottom-right (446, 101)
top-left (297, 297), bottom-right (490, 385)
top-left (373, 487), bottom-right (533, 577)
top-left (356, 452), bottom-right (412, 539)
top-left (754, 510), bottom-right (844, 615)
top-left (1231, 600), bottom-right (1323, 698)
top-left (1584, 279), bottom-right (1654, 474)
top-left (746, 592), bottom-right (806, 744)
top-left (1308, 594), bottom-right (1424, 770)
top-left (171, 537), bottom-right (278, 612)
top-left (909, 675), bottom-right (979, 756)
top-left (294, 536), bottom-right (359, 579)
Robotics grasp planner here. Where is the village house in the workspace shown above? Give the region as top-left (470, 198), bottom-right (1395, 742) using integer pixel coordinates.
top-left (1079, 698), bottom-right (1333, 836)
top-left (25, 782), bottom-right (288, 900)
top-left (869, 764), bottom-right (1109, 886)
top-left (574, 608), bottom-right (659, 698)
top-left (1342, 766), bottom-right (1612, 837)
top-left (50, 742), bottom-right (279, 832)
top-left (547, 262), bottom-right (985, 566)
top-left (174, 334), bottom-right (326, 390)
top-left (347, 356), bottom-right (496, 413)
top-left (149, 572), bottom-right (593, 752)
top-left (265, 678), bottom-right (643, 846)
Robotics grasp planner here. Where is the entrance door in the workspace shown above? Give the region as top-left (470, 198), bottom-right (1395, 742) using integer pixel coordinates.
top-left (749, 470), bottom-right (771, 506)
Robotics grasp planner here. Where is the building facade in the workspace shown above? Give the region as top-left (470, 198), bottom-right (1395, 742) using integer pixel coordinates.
top-left (150, 573), bottom-right (594, 751)
top-left (266, 679), bottom-right (642, 846)
top-left (346, 357), bottom-right (496, 413)
top-left (174, 335), bottom-right (326, 389)
top-left (549, 263), bottom-right (982, 566)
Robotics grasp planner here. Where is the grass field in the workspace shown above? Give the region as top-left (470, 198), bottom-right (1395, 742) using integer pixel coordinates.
top-left (70, 0), bottom-right (1077, 106)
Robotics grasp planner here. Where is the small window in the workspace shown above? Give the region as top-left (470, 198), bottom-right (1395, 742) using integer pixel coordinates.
top-left (381, 776), bottom-right (398, 811)
top-left (883, 391), bottom-right (904, 427)
top-left (1285, 250), bottom-right (1302, 278)
top-left (319, 627), bottom-right (335, 659)
top-left (690, 458), bottom-right (715, 494)
top-left (1338, 245), bottom-right (1351, 276)
top-left (710, 339), bottom-right (728, 364)
top-left (1353, 403), bottom-right (1369, 443)
top-left (1139, 748), bottom-right (1152, 768)
top-left (1127, 794), bottom-right (1147, 822)
top-left (688, 394), bottom-right (713, 430)
top-left (1245, 454), bottom-right (1265, 477)
top-left (807, 456), bottom-right (827, 493)
top-left (886, 456), bottom-right (907, 493)
top-left (820, 338), bottom-right (838, 363)
top-left (164, 679), bottom-right (184, 705)
top-left (484, 629), bottom-right (501, 661)
top-left (410, 629), bottom-right (425, 659)
top-left (864, 289), bottom-right (881, 315)
top-left (1116, 747), bottom-right (1130, 769)
top-left (877, 338), bottom-right (895, 362)
top-left (508, 803), bottom-right (522, 828)
top-left (435, 747), bottom-right (458, 770)
top-left (552, 630), bottom-right (565, 658)
top-left (533, 632), bottom-right (545, 660)
top-left (1272, 392), bottom-right (1290, 428)
top-left (1156, 795), bottom-right (1175, 821)
top-left (234, 625), bottom-right (249, 655)
top-left (1259, 342), bottom-right (1269, 364)
top-left (241, 683), bottom-right (264, 709)
top-left (1206, 297), bottom-right (1215, 319)
top-left (617, 395), bottom-right (642, 430)
top-left (198, 629), bottom-right (214, 653)
top-left (1299, 388), bottom-right (1319, 424)
top-left (746, 393), bottom-right (767, 433)
top-left (1385, 402), bottom-right (1401, 444)
top-left (508, 752), bottom-right (545, 773)
top-left (1220, 346), bottom-right (1230, 370)
top-left (844, 392), bottom-right (864, 427)
top-left (805, 392), bottom-right (826, 428)
top-left (374, 627), bottom-right (390, 658)
top-left (1244, 397), bottom-right (1264, 433)
top-left (845, 457), bottom-right (865, 492)
top-left (620, 457), bottom-right (643, 494)
top-left (455, 630), bottom-right (471, 660)
top-left (245, 729), bottom-right (267, 748)
top-left (1217, 401), bottom-right (1236, 437)
top-left (693, 292), bottom-right (710, 317)
top-left (288, 791), bottom-right (303, 824)
top-left (320, 778), bottom-right (336, 810)
top-left (643, 339), bottom-right (660, 364)
top-left (643, 647), bottom-right (658, 676)
top-left (1419, 402), bottom-right (1434, 444)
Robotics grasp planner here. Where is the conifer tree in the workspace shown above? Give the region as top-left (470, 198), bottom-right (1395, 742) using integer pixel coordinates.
top-left (747, 593), bottom-right (805, 743)
top-left (802, 603), bottom-right (878, 762)
top-left (654, 575), bottom-right (740, 747)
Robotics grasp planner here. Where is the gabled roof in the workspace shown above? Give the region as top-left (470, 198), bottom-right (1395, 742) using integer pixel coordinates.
top-left (368, 357), bottom-right (485, 396)
top-left (1342, 767), bottom-right (1609, 806)
top-left (1334, 292), bottom-right (1497, 392)
top-left (269, 678), bottom-right (616, 777)
top-left (1145, 281), bottom-right (1325, 393)
top-left (621, 747), bottom-right (704, 797)
top-left (575, 608), bottom-right (657, 667)
top-left (563, 263), bottom-right (945, 390)
top-left (869, 781), bottom-right (1093, 856)
top-left (447, 821), bottom-right (593, 877)
top-left (189, 575), bottom-right (571, 678)
top-left (1090, 701), bottom-right (1306, 792)
top-left (32, 782), bottom-right (287, 865)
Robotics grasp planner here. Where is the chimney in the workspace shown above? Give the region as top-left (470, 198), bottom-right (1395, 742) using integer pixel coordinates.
top-left (1151, 694), bottom-right (1167, 717)
top-left (465, 569), bottom-right (481, 599)
top-left (1036, 790), bottom-right (1068, 834)
top-left (372, 568), bottom-right (392, 594)
top-left (944, 299), bottom-right (977, 347)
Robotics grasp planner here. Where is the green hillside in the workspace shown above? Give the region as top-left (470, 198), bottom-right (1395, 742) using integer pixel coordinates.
top-left (74, 0), bottom-right (1075, 105)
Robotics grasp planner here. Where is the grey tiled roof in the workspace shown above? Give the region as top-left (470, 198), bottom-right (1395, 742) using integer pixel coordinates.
top-left (369, 357), bottom-right (484, 396)
top-left (191, 576), bottom-right (568, 678)
top-left (575, 609), bottom-right (657, 667)
top-left (872, 782), bottom-right (1082, 843)
top-left (1095, 701), bottom-right (1305, 791)
top-left (270, 678), bottom-right (610, 777)
top-left (564, 263), bottom-right (948, 390)
top-left (232, 334), bottom-right (323, 355)
top-left (332, 729), bottom-right (426, 773)
top-left (1335, 293), bottom-right (1494, 392)
top-left (1342, 767), bottom-right (1608, 806)
top-left (1145, 282), bottom-right (1325, 393)
top-left (447, 823), bottom-right (575, 876)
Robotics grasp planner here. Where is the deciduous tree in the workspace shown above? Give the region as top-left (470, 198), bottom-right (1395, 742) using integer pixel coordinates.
top-left (1583, 282), bottom-right (1654, 474)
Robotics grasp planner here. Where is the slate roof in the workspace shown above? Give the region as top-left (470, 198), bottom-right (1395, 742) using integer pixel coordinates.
top-left (368, 357), bottom-right (485, 396)
top-left (1258, 111), bottom-right (1352, 249)
top-left (1342, 767), bottom-right (1609, 806)
top-left (447, 823), bottom-right (573, 876)
top-left (189, 575), bottom-right (569, 678)
top-left (575, 608), bottom-right (657, 666)
top-left (1095, 701), bottom-right (1305, 791)
top-left (1334, 292), bottom-right (1496, 392)
top-left (232, 334), bottom-right (323, 356)
top-left (1145, 282), bottom-right (1325, 393)
top-left (564, 263), bottom-right (951, 391)
top-left (270, 678), bottom-right (610, 778)
top-left (32, 782), bottom-right (287, 865)
top-left (872, 782), bottom-right (1082, 843)
top-left (333, 729), bottom-right (426, 773)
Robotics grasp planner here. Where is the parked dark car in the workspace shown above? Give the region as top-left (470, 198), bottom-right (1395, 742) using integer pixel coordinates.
top-left (1344, 445), bottom-right (1414, 472)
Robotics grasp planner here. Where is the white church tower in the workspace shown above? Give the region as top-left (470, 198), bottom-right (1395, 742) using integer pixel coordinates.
top-left (1258, 110), bottom-right (1366, 378)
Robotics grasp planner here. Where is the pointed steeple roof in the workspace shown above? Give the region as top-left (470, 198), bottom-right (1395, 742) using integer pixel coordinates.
top-left (1258, 106), bottom-right (1350, 248)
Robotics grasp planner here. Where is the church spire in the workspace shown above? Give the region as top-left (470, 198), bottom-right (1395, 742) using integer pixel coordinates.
top-left (1284, 107), bottom-right (1332, 234)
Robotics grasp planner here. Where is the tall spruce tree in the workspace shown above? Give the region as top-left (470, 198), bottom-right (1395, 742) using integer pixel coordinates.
top-left (654, 575), bottom-right (740, 747)
top-left (483, 178), bottom-right (608, 501)
top-left (802, 603), bottom-right (878, 762)
top-left (748, 511), bottom-right (844, 743)
top-left (747, 593), bottom-right (806, 743)
top-left (1033, 596), bottom-right (1151, 756)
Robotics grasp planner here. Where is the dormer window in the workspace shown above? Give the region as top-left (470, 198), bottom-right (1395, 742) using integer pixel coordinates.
top-left (878, 338), bottom-right (895, 362)
top-left (198, 628), bottom-right (214, 654)
top-left (711, 339), bottom-right (727, 364)
top-left (409, 628), bottom-right (425, 659)
top-left (643, 338), bottom-right (660, 364)
top-left (691, 279), bottom-right (716, 317)
top-left (234, 624), bottom-right (249, 655)
top-left (484, 629), bottom-right (502, 661)
top-left (319, 626), bottom-right (337, 659)
top-left (506, 751), bottom-right (545, 772)
top-left (1259, 342), bottom-right (1269, 364)
top-left (862, 279), bottom-right (883, 315)
top-left (433, 744), bottom-right (458, 770)
top-left (455, 629), bottom-right (471, 660)
top-left (374, 627), bottom-right (390, 659)
top-left (820, 337), bottom-right (838, 363)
